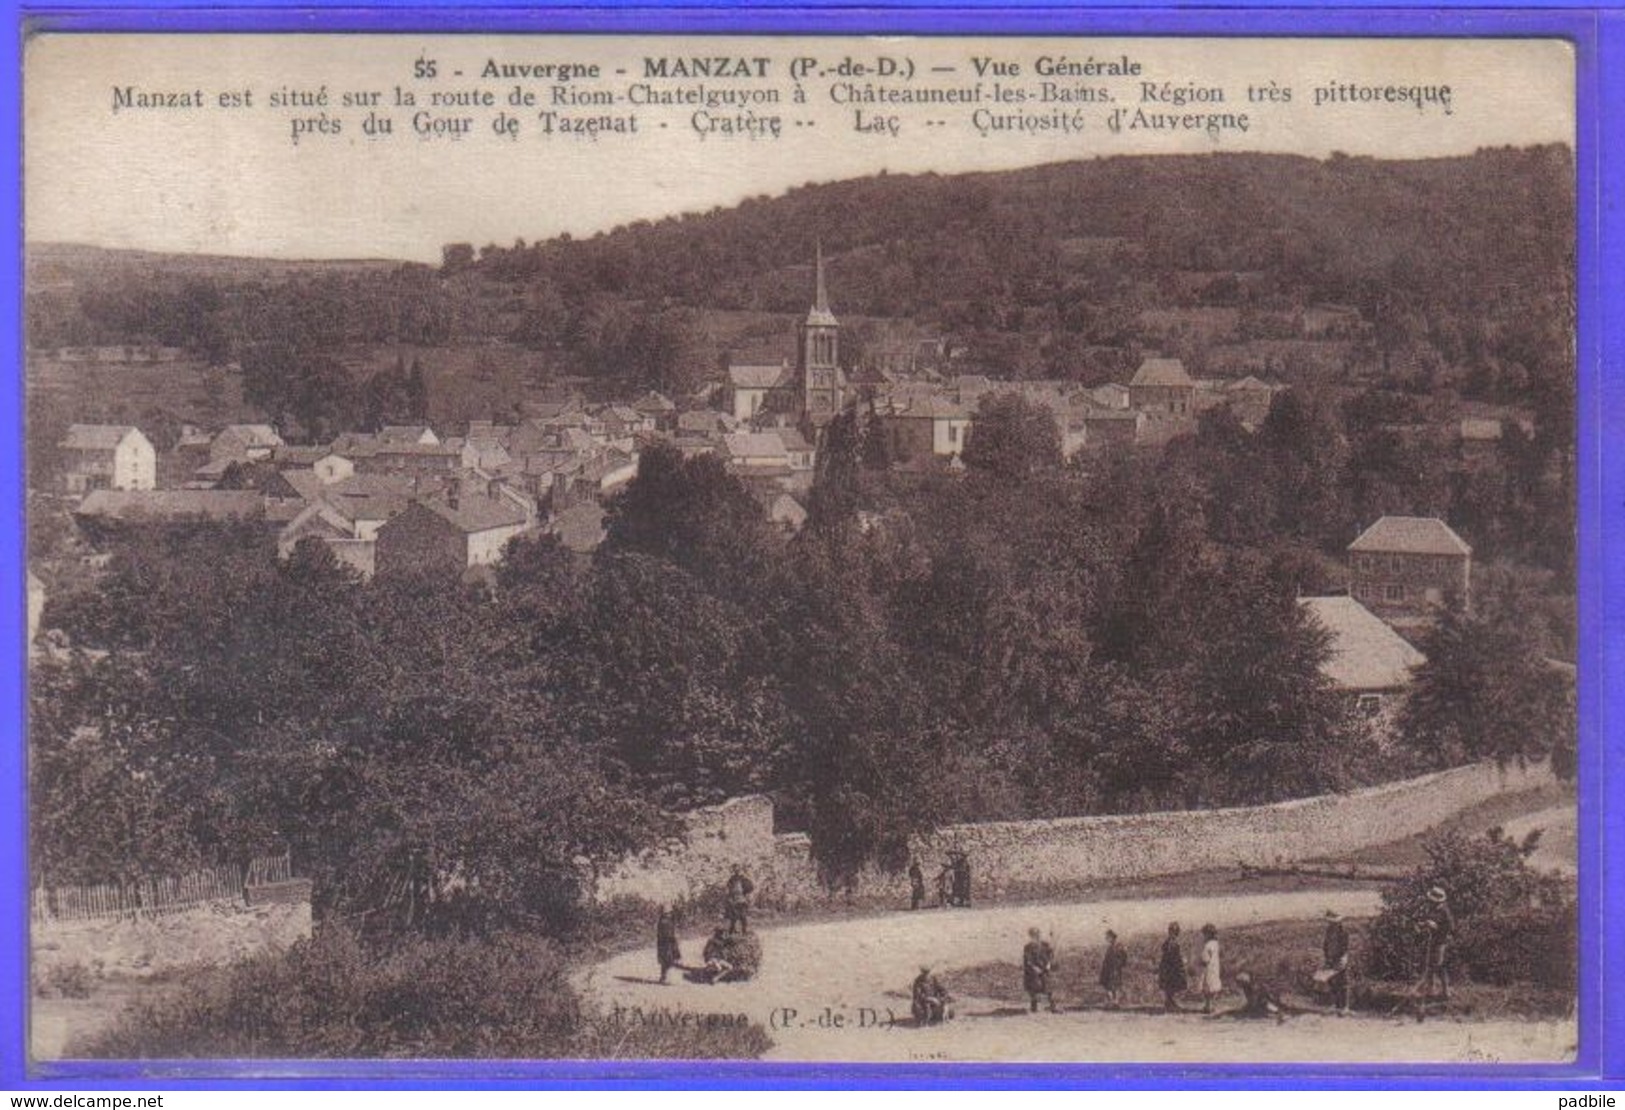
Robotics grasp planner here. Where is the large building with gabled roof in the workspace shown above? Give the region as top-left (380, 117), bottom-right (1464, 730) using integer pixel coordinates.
top-left (1348, 515), bottom-right (1472, 625)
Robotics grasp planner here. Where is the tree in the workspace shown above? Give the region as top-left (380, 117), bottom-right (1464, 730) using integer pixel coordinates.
top-left (960, 392), bottom-right (1063, 483)
top-left (1398, 598), bottom-right (1574, 775)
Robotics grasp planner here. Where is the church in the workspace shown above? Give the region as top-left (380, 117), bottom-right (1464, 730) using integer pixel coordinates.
top-left (727, 246), bottom-right (848, 435)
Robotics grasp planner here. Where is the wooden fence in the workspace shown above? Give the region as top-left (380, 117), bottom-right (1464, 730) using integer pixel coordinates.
top-left (31, 851), bottom-right (295, 923)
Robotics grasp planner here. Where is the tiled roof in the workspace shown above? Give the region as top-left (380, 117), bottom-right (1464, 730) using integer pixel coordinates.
top-left (419, 493), bottom-right (528, 534)
top-left (724, 432), bottom-right (791, 459)
top-left (222, 424), bottom-right (284, 448)
top-left (1130, 358), bottom-right (1193, 387)
top-left (729, 363), bottom-right (795, 390)
top-left (1349, 516), bottom-right (1472, 557)
top-left (75, 489), bottom-right (264, 522)
top-left (62, 424), bottom-right (138, 450)
top-left (1300, 596), bottom-right (1427, 692)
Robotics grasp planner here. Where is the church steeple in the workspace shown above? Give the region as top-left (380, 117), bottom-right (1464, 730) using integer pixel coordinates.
top-left (799, 242), bottom-right (842, 427)
top-left (814, 240), bottom-right (830, 315)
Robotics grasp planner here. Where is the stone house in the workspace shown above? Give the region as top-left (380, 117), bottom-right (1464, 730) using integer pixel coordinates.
top-left (1299, 595), bottom-right (1427, 723)
top-left (59, 424), bottom-right (156, 493)
top-left (1348, 516), bottom-right (1472, 624)
top-left (1127, 358), bottom-right (1195, 415)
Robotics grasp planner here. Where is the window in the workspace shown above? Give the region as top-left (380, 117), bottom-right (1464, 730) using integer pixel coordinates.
top-left (1358, 694), bottom-right (1384, 718)
top-left (947, 424), bottom-right (959, 445)
top-left (1384, 583), bottom-right (1405, 603)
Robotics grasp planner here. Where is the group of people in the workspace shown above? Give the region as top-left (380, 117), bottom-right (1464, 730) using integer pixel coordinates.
top-left (1002, 908), bottom-right (1375, 1020)
top-left (653, 864), bottom-right (757, 985)
top-left (909, 852), bottom-right (972, 910)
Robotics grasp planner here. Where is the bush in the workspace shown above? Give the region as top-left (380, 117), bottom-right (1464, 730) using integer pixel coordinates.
top-left (1365, 827), bottom-right (1574, 989)
top-left (77, 925), bottom-right (581, 1058)
top-left (35, 960), bottom-right (94, 1000)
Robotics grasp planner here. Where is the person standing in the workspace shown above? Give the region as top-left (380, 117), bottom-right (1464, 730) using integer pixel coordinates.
top-left (1420, 886), bottom-right (1455, 1001)
top-left (656, 905), bottom-right (682, 985)
top-left (724, 864), bottom-right (754, 935)
top-left (1099, 929), bottom-right (1128, 1009)
top-left (1157, 922), bottom-right (1188, 1012)
top-left (953, 852), bottom-right (972, 907)
top-left (1023, 928), bottom-right (1059, 1013)
top-left (1322, 909), bottom-right (1351, 1014)
top-left (1199, 924), bottom-right (1223, 1013)
top-left (936, 860), bottom-right (954, 908)
top-left (908, 857), bottom-right (926, 911)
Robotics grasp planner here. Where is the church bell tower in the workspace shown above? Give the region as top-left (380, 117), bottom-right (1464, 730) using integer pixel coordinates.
top-left (798, 243), bottom-right (842, 428)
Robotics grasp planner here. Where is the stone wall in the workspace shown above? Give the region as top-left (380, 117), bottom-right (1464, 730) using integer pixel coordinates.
top-left (891, 760), bottom-right (1554, 900)
top-left (593, 761), bottom-right (1555, 908)
top-left (33, 897), bottom-right (313, 982)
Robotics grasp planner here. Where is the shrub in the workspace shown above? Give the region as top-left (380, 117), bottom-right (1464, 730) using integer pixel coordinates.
top-left (1365, 827), bottom-right (1574, 989)
top-left (77, 924), bottom-right (581, 1058)
top-left (35, 960), bottom-right (94, 999)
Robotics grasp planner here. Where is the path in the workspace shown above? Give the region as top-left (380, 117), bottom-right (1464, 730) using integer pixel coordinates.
top-left (580, 889), bottom-right (1575, 1063)
top-left (1499, 806), bottom-right (1577, 877)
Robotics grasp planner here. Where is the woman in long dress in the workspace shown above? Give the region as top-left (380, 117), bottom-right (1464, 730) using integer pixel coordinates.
top-left (1199, 923), bottom-right (1223, 1013)
top-left (1157, 922), bottom-right (1188, 1011)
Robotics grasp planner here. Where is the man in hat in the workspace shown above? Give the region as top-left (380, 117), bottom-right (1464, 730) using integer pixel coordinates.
top-left (908, 857), bottom-right (926, 911)
top-left (912, 965), bottom-right (949, 1025)
top-left (724, 864), bottom-right (755, 935)
top-left (1023, 927), bottom-right (1059, 1013)
top-left (1420, 886), bottom-right (1455, 1001)
top-left (1321, 909), bottom-right (1351, 1015)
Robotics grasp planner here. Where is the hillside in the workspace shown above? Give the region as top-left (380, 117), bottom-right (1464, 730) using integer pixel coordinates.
top-left (25, 147), bottom-right (1575, 434)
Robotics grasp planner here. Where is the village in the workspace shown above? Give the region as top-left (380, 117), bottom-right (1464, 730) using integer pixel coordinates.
top-left (31, 249), bottom-right (1494, 731)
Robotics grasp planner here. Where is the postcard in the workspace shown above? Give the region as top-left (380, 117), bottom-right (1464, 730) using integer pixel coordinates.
top-left (22, 32), bottom-right (1578, 1068)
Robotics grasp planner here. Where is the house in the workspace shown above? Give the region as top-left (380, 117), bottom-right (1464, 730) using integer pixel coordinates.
top-left (1127, 358), bottom-right (1195, 415)
top-left (1088, 383), bottom-right (1132, 410)
top-left (872, 390), bottom-right (973, 463)
top-left (676, 409), bottom-right (739, 437)
top-left (373, 482), bottom-right (532, 576)
top-left (777, 427), bottom-right (816, 472)
top-left (633, 391), bottom-right (678, 432)
top-left (1299, 595), bottom-right (1427, 721)
top-left (313, 453), bottom-right (356, 485)
top-left (724, 432), bottom-right (792, 471)
top-left (210, 424), bottom-right (284, 466)
top-left (1076, 407), bottom-right (1144, 449)
top-left (59, 424), bottom-right (156, 493)
top-left (319, 474), bottom-right (418, 540)
top-left (769, 493), bottom-right (808, 533)
top-left (277, 500), bottom-right (377, 578)
top-left (1348, 516), bottom-right (1472, 623)
top-left (728, 361), bottom-right (797, 422)
top-left (378, 424), bottom-right (440, 446)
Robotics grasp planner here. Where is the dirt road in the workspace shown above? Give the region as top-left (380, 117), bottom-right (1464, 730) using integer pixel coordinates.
top-left (580, 889), bottom-right (1575, 1063)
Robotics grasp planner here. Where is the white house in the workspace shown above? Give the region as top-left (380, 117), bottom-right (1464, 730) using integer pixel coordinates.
top-left (60, 424), bottom-right (157, 493)
top-left (1299, 595), bottom-right (1427, 720)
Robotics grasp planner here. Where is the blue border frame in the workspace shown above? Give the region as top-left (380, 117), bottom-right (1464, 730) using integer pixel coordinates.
top-left (2, 2), bottom-right (1619, 1090)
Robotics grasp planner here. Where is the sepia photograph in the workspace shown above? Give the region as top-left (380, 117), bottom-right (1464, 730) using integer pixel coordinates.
top-left (20, 32), bottom-right (1580, 1070)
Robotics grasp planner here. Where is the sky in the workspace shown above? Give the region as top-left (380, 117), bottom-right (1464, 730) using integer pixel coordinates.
top-left (24, 35), bottom-right (1575, 262)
